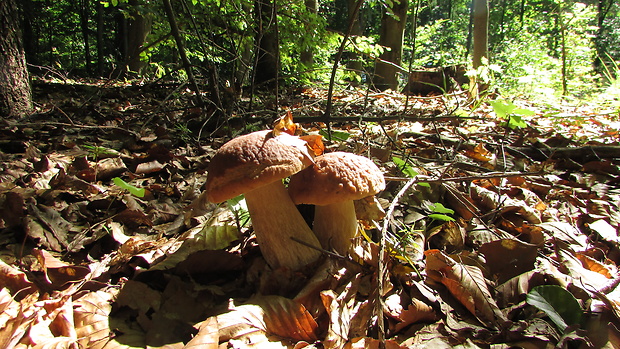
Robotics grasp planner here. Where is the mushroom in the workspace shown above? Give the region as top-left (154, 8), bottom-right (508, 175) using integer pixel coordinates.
top-left (205, 129), bottom-right (322, 270)
top-left (288, 152), bottom-right (385, 255)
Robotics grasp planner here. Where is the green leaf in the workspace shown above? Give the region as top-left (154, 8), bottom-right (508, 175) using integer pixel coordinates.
top-left (430, 203), bottom-right (454, 215)
top-left (428, 213), bottom-right (455, 222)
top-left (319, 129), bottom-right (350, 141)
top-left (507, 115), bottom-right (528, 129)
top-left (526, 285), bottom-right (583, 332)
top-left (513, 108), bottom-right (536, 116)
top-left (227, 195), bottom-right (251, 228)
top-left (113, 177), bottom-right (145, 198)
top-left (392, 157), bottom-right (418, 178)
top-left (489, 100), bottom-right (516, 119)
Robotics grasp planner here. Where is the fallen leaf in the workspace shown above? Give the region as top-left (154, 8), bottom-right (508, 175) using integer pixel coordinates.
top-left (424, 249), bottom-right (508, 328)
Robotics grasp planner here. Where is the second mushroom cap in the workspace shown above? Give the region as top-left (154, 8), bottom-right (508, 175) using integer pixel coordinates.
top-left (288, 151), bottom-right (386, 206)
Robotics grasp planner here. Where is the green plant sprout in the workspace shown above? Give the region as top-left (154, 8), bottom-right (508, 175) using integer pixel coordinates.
top-left (428, 202), bottom-right (455, 222)
top-left (489, 99), bottom-right (535, 130)
top-left (112, 177), bottom-right (145, 198)
top-left (319, 128), bottom-right (350, 142)
top-left (226, 195), bottom-right (251, 229)
top-left (392, 156), bottom-right (430, 188)
top-left (82, 144), bottom-right (118, 161)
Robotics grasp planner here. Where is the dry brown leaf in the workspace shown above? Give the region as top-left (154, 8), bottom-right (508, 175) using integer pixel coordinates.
top-left (0, 288), bottom-right (38, 348)
top-left (185, 317), bottom-right (219, 349)
top-left (0, 259), bottom-right (34, 295)
top-left (343, 337), bottom-right (407, 349)
top-left (135, 160), bottom-right (164, 175)
top-left (424, 249), bottom-right (508, 328)
top-left (216, 295), bottom-right (318, 347)
top-left (27, 296), bottom-right (76, 347)
top-left (384, 293), bottom-right (437, 332)
top-left (463, 142), bottom-right (495, 163)
top-left (320, 279), bottom-right (363, 349)
top-left (73, 289), bottom-right (117, 349)
top-left (478, 239), bottom-right (538, 284)
top-left (33, 249), bottom-right (91, 288)
top-left (115, 280), bottom-right (161, 313)
top-left (300, 134), bottom-right (325, 156)
top-left (575, 253), bottom-right (615, 279)
top-left (273, 110), bottom-right (299, 136)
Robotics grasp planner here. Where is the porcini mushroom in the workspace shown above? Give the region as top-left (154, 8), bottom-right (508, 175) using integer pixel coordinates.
top-left (205, 130), bottom-right (322, 270)
top-left (288, 152), bottom-right (385, 255)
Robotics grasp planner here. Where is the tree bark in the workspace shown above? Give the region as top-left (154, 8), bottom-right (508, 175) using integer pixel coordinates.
top-left (254, 0), bottom-right (279, 88)
top-left (0, 0), bottom-right (33, 118)
top-left (162, 0), bottom-right (202, 105)
top-left (472, 0), bottom-right (489, 69)
top-left (125, 0), bottom-right (152, 74)
top-left (345, 0), bottom-right (363, 86)
top-left (374, 0), bottom-right (409, 91)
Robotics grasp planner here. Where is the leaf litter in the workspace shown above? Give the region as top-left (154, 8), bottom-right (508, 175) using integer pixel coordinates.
top-left (1, 80), bottom-right (620, 348)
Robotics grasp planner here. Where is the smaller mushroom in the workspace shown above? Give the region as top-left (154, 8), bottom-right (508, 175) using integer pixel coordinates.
top-left (288, 152), bottom-right (385, 255)
top-left (205, 130), bottom-right (322, 270)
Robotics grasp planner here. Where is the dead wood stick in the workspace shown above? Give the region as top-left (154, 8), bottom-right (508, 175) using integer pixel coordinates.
top-left (505, 145), bottom-right (620, 161)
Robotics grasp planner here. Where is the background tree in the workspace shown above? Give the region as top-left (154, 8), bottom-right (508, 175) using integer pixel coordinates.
top-left (374, 0), bottom-right (409, 91)
top-left (0, 0), bottom-right (33, 118)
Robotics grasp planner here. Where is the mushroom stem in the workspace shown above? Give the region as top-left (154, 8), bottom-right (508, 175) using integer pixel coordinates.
top-left (313, 201), bottom-right (357, 255)
top-left (243, 180), bottom-right (322, 270)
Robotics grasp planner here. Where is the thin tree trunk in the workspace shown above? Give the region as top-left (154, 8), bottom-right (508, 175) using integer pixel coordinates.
top-left (162, 0), bottom-right (202, 105)
top-left (80, 0), bottom-right (91, 73)
top-left (126, 0), bottom-right (152, 74)
top-left (374, 0), bottom-right (409, 91)
top-left (345, 0), bottom-right (363, 86)
top-left (0, 0), bottom-right (33, 118)
top-left (472, 0), bottom-right (489, 69)
top-left (97, 0), bottom-right (104, 76)
top-left (471, 0), bottom-right (489, 97)
top-left (254, 0), bottom-right (279, 89)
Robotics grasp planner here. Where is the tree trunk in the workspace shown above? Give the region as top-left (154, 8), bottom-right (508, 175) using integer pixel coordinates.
top-left (300, 0), bottom-right (317, 67)
top-left (471, 0), bottom-right (489, 97)
top-left (472, 0), bottom-right (488, 69)
top-left (97, 0), bottom-right (104, 76)
top-left (373, 0), bottom-right (408, 91)
top-left (345, 0), bottom-right (363, 86)
top-left (125, 0), bottom-right (152, 74)
top-left (0, 0), bottom-right (33, 119)
top-left (254, 0), bottom-right (279, 88)
top-left (80, 0), bottom-right (92, 73)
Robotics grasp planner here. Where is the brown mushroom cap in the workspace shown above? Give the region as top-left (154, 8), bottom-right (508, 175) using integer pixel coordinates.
top-left (288, 151), bottom-right (385, 206)
top-left (206, 130), bottom-right (314, 203)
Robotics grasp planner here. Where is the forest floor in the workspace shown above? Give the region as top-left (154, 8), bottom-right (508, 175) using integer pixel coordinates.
top-left (1, 78), bottom-right (620, 348)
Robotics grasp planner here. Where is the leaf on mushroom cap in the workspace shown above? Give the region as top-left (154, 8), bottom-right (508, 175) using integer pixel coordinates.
top-left (206, 130), bottom-right (315, 203)
top-left (288, 152), bottom-right (386, 206)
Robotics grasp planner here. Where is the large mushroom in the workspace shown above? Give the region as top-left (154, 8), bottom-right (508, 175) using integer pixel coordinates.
top-left (205, 130), bottom-right (322, 270)
top-left (288, 152), bottom-right (385, 255)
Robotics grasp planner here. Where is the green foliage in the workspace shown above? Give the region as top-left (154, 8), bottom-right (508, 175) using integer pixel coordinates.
top-left (526, 285), bottom-right (583, 332)
top-left (113, 177), bottom-right (146, 198)
top-left (489, 100), bottom-right (534, 129)
top-left (227, 195), bottom-right (251, 228)
top-left (319, 129), bottom-right (350, 142)
top-left (392, 156), bottom-right (418, 178)
top-left (427, 203), bottom-right (455, 222)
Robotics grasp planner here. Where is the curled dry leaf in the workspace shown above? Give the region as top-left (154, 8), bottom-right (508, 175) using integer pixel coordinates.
top-left (33, 249), bottom-right (90, 288)
top-left (213, 295), bottom-right (318, 347)
top-left (384, 293), bottom-right (437, 333)
top-left (424, 249), bottom-right (508, 328)
top-left (0, 259), bottom-right (34, 295)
